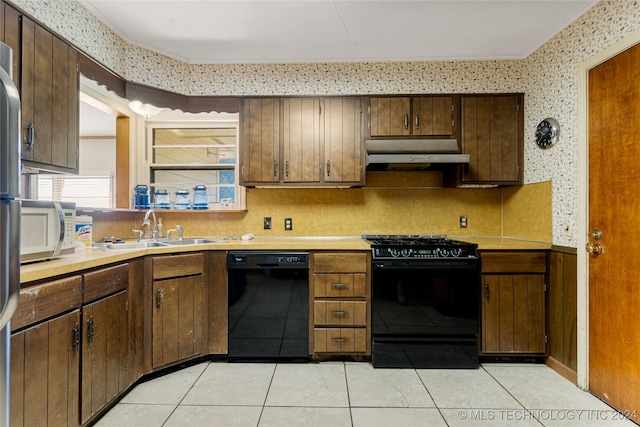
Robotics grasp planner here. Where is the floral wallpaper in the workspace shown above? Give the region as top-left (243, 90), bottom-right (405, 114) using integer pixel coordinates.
top-left (9, 0), bottom-right (640, 247)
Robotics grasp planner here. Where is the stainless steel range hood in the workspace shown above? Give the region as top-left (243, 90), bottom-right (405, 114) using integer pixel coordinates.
top-left (365, 139), bottom-right (469, 170)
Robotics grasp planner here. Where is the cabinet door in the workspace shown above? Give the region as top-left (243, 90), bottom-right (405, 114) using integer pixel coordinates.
top-left (481, 274), bottom-right (546, 354)
top-left (461, 95), bottom-right (522, 184)
top-left (1, 4), bottom-right (21, 89)
top-left (324, 97), bottom-right (363, 183)
top-left (11, 310), bottom-right (80, 427)
top-left (240, 98), bottom-right (280, 184)
top-left (81, 291), bottom-right (128, 424)
top-left (152, 275), bottom-right (205, 367)
top-left (20, 17), bottom-right (78, 172)
top-left (282, 98), bottom-right (320, 182)
top-left (369, 97), bottom-right (411, 137)
top-left (412, 96), bottom-right (454, 137)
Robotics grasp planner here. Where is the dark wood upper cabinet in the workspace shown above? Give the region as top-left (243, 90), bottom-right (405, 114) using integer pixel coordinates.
top-left (460, 94), bottom-right (523, 185)
top-left (20, 15), bottom-right (79, 173)
top-left (241, 97), bottom-right (364, 187)
top-left (368, 95), bottom-right (456, 138)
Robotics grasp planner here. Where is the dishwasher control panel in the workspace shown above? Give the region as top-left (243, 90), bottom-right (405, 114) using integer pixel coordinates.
top-left (227, 251), bottom-right (309, 269)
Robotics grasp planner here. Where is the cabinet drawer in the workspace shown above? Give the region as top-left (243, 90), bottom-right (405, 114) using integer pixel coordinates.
top-left (12, 276), bottom-right (82, 331)
top-left (313, 252), bottom-right (368, 273)
top-left (481, 251), bottom-right (546, 274)
top-left (313, 273), bottom-right (366, 297)
top-left (314, 301), bottom-right (367, 326)
top-left (152, 253), bottom-right (204, 279)
top-left (83, 263), bottom-right (129, 303)
top-left (313, 328), bottom-right (367, 353)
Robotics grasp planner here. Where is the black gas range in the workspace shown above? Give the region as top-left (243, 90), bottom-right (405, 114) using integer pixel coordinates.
top-left (363, 235), bottom-right (479, 268)
top-left (363, 235), bottom-right (481, 369)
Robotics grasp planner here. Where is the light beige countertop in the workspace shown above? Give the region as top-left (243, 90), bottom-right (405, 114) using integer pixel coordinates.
top-left (20, 236), bottom-right (370, 283)
top-left (453, 236), bottom-right (552, 250)
top-left (20, 235), bottom-right (552, 284)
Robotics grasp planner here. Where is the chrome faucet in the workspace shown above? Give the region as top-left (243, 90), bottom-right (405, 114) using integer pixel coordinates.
top-left (166, 225), bottom-right (183, 240)
top-left (143, 209), bottom-right (158, 241)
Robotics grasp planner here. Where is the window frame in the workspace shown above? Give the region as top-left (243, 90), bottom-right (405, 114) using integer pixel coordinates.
top-left (143, 118), bottom-right (246, 211)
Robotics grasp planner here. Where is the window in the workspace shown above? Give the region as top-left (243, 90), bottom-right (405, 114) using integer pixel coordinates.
top-left (147, 121), bottom-right (245, 210)
top-left (37, 174), bottom-right (114, 208)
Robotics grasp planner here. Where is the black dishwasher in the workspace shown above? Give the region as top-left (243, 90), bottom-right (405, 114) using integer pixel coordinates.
top-left (227, 251), bottom-right (309, 361)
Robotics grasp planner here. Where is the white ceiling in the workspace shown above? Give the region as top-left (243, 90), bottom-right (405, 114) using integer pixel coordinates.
top-left (77, 0), bottom-right (598, 65)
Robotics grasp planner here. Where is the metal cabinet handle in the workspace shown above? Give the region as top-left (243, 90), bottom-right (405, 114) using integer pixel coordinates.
top-left (273, 160), bottom-right (278, 177)
top-left (331, 283), bottom-right (348, 289)
top-left (156, 290), bottom-right (162, 308)
top-left (326, 160), bottom-right (331, 177)
top-left (484, 283), bottom-right (490, 301)
top-left (72, 323), bottom-right (80, 351)
top-left (331, 311), bottom-right (349, 318)
top-left (415, 114), bottom-right (420, 129)
top-left (403, 113), bottom-right (409, 129)
top-left (26, 123), bottom-right (34, 151)
top-left (331, 338), bottom-right (350, 344)
top-left (285, 160), bottom-right (289, 177)
top-left (87, 316), bottom-right (94, 343)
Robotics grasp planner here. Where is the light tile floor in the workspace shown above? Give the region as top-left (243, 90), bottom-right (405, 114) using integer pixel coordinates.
top-left (96, 362), bottom-right (638, 427)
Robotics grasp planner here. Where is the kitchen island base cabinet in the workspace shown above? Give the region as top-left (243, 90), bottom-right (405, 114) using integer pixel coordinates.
top-left (151, 253), bottom-right (207, 368)
top-left (480, 251), bottom-right (547, 356)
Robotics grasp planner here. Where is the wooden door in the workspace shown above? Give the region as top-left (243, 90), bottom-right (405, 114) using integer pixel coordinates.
top-left (461, 95), bottom-right (521, 184)
top-left (81, 291), bottom-right (128, 424)
top-left (481, 274), bottom-right (545, 354)
top-left (51, 36), bottom-right (78, 171)
top-left (412, 96), bottom-right (454, 136)
top-left (10, 311), bottom-right (80, 427)
top-left (282, 98), bottom-right (320, 182)
top-left (324, 97), bottom-right (363, 183)
top-left (369, 97), bottom-right (410, 137)
top-left (588, 42), bottom-right (640, 414)
top-left (240, 98), bottom-right (280, 184)
top-left (152, 275), bottom-right (205, 367)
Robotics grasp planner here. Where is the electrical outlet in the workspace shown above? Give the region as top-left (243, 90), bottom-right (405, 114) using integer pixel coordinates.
top-left (264, 217), bottom-right (272, 230)
top-left (459, 215), bottom-right (468, 228)
top-left (284, 218), bottom-right (293, 231)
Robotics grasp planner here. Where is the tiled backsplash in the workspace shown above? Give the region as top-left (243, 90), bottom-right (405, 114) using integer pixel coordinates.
top-left (85, 181), bottom-right (551, 243)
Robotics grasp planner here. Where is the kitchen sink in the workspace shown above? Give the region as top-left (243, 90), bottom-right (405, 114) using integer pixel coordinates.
top-left (164, 239), bottom-right (227, 245)
top-left (103, 241), bottom-right (169, 250)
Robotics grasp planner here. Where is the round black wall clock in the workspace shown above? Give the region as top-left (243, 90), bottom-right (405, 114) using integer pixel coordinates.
top-left (535, 118), bottom-right (560, 149)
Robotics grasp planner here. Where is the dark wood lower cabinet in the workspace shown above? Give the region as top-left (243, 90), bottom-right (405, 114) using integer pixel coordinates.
top-left (480, 251), bottom-right (548, 356)
top-left (81, 291), bottom-right (128, 424)
top-left (10, 310), bottom-right (80, 427)
top-left (481, 274), bottom-right (546, 354)
top-left (152, 275), bottom-right (205, 367)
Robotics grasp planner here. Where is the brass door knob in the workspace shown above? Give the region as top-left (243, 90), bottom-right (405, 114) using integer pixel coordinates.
top-left (585, 243), bottom-right (602, 255)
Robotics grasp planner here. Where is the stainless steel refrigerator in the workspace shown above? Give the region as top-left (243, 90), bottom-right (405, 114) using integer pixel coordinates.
top-left (0, 40), bottom-right (22, 426)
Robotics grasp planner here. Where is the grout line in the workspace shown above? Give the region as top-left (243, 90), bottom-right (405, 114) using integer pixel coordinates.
top-left (343, 362), bottom-right (354, 427)
top-left (160, 361), bottom-right (212, 427)
top-left (414, 368), bottom-right (451, 427)
top-left (255, 362), bottom-right (278, 426)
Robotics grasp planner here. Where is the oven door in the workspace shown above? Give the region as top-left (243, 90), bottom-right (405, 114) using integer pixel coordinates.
top-left (371, 263), bottom-right (480, 368)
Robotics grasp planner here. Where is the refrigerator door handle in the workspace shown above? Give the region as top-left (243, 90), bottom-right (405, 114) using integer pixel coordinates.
top-left (0, 200), bottom-right (20, 330)
top-left (0, 64), bottom-right (21, 198)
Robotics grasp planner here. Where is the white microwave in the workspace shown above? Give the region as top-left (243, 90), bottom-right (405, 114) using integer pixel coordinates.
top-left (20, 200), bottom-right (76, 263)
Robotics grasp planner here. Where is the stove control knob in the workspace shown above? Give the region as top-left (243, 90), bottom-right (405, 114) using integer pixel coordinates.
top-left (401, 248), bottom-right (411, 257)
top-left (450, 249), bottom-right (461, 257)
top-left (390, 249), bottom-right (399, 257)
top-left (439, 248), bottom-right (449, 257)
